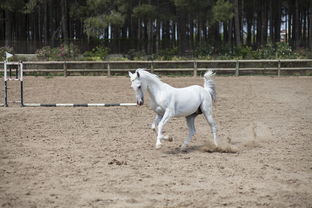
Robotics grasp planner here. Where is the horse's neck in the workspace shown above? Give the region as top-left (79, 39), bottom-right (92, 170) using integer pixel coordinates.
top-left (145, 77), bottom-right (169, 104)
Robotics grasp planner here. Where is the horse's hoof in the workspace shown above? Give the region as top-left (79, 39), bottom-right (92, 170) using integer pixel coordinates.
top-left (155, 143), bottom-right (162, 149)
top-left (163, 135), bottom-right (173, 142)
top-left (180, 144), bottom-right (188, 152)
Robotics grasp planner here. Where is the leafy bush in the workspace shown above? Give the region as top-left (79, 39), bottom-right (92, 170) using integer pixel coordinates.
top-left (108, 56), bottom-right (129, 61)
top-left (252, 44), bottom-right (274, 59)
top-left (156, 47), bottom-right (179, 60)
top-left (193, 42), bottom-right (303, 60)
top-left (294, 48), bottom-right (312, 59)
top-left (127, 49), bottom-right (146, 60)
top-left (83, 46), bottom-right (109, 61)
top-left (275, 42), bottom-right (295, 59)
top-left (36, 46), bottom-right (57, 60)
top-left (0, 47), bottom-right (14, 61)
top-left (194, 45), bottom-right (214, 58)
top-left (234, 46), bottom-right (254, 59)
top-left (34, 42), bottom-right (309, 61)
top-left (36, 44), bottom-right (80, 60)
top-left (251, 42), bottom-right (296, 59)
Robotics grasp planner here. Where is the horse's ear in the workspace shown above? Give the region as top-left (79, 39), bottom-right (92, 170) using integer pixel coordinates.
top-left (128, 71), bottom-right (133, 78)
top-left (137, 71), bottom-right (140, 78)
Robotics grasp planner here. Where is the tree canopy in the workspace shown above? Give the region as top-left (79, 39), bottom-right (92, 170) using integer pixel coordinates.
top-left (1, 0), bottom-right (312, 55)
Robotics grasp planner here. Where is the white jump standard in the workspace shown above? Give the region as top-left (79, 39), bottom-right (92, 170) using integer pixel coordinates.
top-left (2, 60), bottom-right (24, 107)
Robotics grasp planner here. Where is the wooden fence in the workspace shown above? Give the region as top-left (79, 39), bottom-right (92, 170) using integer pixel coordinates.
top-left (1, 59), bottom-right (312, 76)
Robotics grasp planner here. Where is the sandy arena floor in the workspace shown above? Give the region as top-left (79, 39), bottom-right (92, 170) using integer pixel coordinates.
top-left (0, 75), bottom-right (311, 208)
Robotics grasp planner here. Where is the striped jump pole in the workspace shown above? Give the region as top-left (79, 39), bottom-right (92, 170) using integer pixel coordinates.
top-left (23, 103), bottom-right (137, 107)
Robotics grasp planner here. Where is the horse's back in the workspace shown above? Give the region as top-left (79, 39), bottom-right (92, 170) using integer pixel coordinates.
top-left (175, 85), bottom-right (210, 99)
top-left (170, 85), bottom-right (210, 117)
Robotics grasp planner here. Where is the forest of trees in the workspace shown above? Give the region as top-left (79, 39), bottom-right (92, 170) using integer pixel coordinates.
top-left (1, 0), bottom-right (312, 56)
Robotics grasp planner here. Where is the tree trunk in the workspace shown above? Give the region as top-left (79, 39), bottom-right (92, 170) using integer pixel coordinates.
top-left (189, 16), bottom-right (194, 50)
top-left (309, 1), bottom-right (312, 50)
top-left (49, 0), bottom-right (55, 46)
top-left (234, 0), bottom-right (241, 47)
top-left (303, 8), bottom-right (307, 46)
top-left (137, 18), bottom-right (141, 51)
top-left (293, 0), bottom-right (300, 48)
top-left (246, 19), bottom-right (252, 46)
top-left (196, 19), bottom-right (201, 44)
top-left (259, 0), bottom-right (268, 46)
top-left (61, 0), bottom-right (69, 44)
top-left (5, 10), bottom-right (12, 47)
top-left (162, 20), bottom-right (170, 49)
top-left (155, 20), bottom-right (160, 53)
top-left (209, 23), bottom-right (220, 46)
top-left (273, 0), bottom-right (281, 43)
top-left (43, 1), bottom-right (48, 44)
top-left (147, 18), bottom-right (152, 54)
top-left (288, 1), bottom-right (293, 46)
top-left (177, 12), bottom-right (187, 55)
top-left (227, 19), bottom-right (233, 47)
top-left (129, 15), bottom-right (136, 50)
top-left (268, 1), bottom-right (273, 43)
top-left (0, 11), bottom-right (4, 41)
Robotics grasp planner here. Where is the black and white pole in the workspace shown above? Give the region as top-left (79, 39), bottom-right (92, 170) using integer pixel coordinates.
top-left (22, 103), bottom-right (137, 107)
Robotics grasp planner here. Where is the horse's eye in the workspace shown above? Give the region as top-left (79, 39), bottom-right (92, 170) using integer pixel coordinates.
top-left (138, 86), bottom-right (141, 89)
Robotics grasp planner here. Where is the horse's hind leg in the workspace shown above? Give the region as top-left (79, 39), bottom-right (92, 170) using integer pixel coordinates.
top-left (181, 114), bottom-right (196, 151)
top-left (201, 105), bottom-right (218, 146)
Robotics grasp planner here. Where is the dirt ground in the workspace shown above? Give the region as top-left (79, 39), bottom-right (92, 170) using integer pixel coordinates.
top-left (0, 75), bottom-right (311, 208)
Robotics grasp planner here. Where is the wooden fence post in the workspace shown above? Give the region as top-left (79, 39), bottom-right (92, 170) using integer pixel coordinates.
top-left (63, 61), bottom-right (67, 77)
top-left (278, 59), bottom-right (281, 77)
top-left (151, 61), bottom-right (154, 73)
top-left (193, 60), bottom-right (197, 77)
top-left (107, 62), bottom-right (111, 77)
top-left (235, 60), bottom-right (239, 76)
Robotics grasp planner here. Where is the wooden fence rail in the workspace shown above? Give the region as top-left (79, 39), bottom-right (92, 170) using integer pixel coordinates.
top-left (1, 59), bottom-right (312, 76)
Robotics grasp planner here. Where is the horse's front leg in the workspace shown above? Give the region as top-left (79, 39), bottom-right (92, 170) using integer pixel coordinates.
top-left (151, 114), bottom-right (162, 131)
top-left (156, 110), bottom-right (172, 149)
top-left (152, 114), bottom-right (172, 141)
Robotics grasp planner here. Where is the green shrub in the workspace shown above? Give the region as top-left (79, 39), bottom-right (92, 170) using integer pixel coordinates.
top-left (194, 45), bottom-right (214, 57)
top-left (36, 44), bottom-right (80, 61)
top-left (156, 47), bottom-right (179, 60)
top-left (275, 42), bottom-right (295, 59)
top-left (83, 46), bottom-right (109, 61)
top-left (234, 46), bottom-right (254, 59)
top-left (127, 49), bottom-right (146, 60)
top-left (253, 43), bottom-right (276, 59)
top-left (294, 48), bottom-right (312, 59)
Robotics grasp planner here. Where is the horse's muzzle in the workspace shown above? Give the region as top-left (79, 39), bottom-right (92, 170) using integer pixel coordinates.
top-left (137, 100), bottom-right (144, 106)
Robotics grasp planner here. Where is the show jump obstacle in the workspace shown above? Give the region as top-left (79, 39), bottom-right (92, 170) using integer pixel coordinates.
top-left (1, 60), bottom-right (24, 107)
top-left (2, 57), bottom-right (136, 107)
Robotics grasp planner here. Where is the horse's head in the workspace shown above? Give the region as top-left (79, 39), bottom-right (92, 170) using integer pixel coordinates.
top-left (129, 71), bottom-right (145, 105)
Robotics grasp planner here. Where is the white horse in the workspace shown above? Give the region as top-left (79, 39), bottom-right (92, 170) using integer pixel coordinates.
top-left (128, 69), bottom-right (218, 151)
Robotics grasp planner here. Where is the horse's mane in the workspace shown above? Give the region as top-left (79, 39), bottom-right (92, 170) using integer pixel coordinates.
top-left (135, 68), bottom-right (161, 83)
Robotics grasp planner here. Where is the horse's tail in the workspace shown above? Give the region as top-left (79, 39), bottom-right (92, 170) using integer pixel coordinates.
top-left (204, 70), bottom-right (216, 102)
